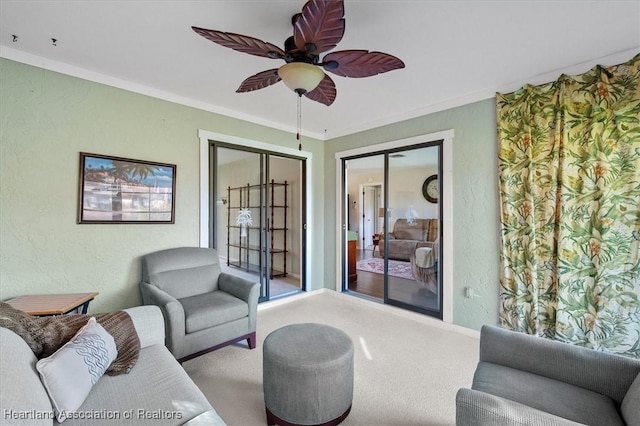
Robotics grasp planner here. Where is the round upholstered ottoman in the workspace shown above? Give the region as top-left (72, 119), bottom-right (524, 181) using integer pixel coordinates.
top-left (263, 323), bottom-right (354, 426)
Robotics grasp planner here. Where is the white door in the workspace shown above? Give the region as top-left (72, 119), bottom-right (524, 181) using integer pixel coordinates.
top-left (363, 186), bottom-right (376, 249)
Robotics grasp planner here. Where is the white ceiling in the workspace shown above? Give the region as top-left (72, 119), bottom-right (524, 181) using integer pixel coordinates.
top-left (1, 1), bottom-right (638, 140)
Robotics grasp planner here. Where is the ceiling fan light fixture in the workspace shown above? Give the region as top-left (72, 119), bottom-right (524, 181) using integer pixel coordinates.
top-left (193, 0), bottom-right (404, 107)
top-left (278, 62), bottom-right (324, 94)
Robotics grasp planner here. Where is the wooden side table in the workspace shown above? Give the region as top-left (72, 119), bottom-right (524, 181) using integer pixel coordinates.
top-left (372, 233), bottom-right (381, 256)
top-left (5, 292), bottom-right (99, 316)
top-left (348, 240), bottom-right (357, 283)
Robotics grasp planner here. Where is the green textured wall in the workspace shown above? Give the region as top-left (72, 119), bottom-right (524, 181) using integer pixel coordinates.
top-left (1, 56), bottom-right (500, 331)
top-left (324, 100), bottom-right (501, 330)
top-left (0, 58), bottom-right (325, 313)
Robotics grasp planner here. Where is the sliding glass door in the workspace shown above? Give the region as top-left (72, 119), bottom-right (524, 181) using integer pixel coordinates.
top-left (342, 141), bottom-right (443, 319)
top-left (210, 143), bottom-right (306, 301)
top-left (385, 145), bottom-right (441, 316)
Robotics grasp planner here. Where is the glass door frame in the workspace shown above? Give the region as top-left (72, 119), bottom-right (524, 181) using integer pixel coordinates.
top-left (336, 130), bottom-right (454, 322)
top-left (341, 141), bottom-right (443, 318)
top-left (209, 141), bottom-right (307, 303)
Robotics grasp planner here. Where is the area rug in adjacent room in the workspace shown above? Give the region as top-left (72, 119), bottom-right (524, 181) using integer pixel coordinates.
top-left (356, 257), bottom-right (413, 280)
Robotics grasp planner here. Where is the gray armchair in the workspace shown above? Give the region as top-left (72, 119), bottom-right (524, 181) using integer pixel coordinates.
top-left (140, 247), bottom-right (260, 363)
top-left (456, 325), bottom-right (640, 425)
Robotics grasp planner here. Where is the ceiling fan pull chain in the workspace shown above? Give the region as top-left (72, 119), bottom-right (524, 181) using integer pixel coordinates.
top-left (297, 94), bottom-right (302, 151)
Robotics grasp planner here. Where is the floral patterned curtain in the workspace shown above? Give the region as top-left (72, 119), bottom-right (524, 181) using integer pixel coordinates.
top-left (497, 54), bottom-right (640, 357)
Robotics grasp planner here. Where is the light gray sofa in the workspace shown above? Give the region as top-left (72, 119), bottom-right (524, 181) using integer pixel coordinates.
top-left (380, 218), bottom-right (438, 261)
top-left (456, 325), bottom-right (640, 426)
top-left (0, 305), bottom-right (226, 426)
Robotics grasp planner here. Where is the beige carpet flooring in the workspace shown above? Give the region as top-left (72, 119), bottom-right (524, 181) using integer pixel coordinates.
top-left (182, 290), bottom-right (480, 426)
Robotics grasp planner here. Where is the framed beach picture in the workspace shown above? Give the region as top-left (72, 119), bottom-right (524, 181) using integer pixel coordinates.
top-left (78, 152), bottom-right (176, 224)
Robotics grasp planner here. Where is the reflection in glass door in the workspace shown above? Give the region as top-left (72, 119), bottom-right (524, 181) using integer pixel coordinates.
top-left (342, 142), bottom-right (442, 319)
top-left (211, 144), bottom-right (306, 302)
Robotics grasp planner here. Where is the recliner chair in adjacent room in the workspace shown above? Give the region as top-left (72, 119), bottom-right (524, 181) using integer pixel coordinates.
top-left (140, 247), bottom-right (260, 363)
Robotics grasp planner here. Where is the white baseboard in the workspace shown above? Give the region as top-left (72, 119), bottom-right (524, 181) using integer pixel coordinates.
top-left (257, 288), bottom-right (326, 311)
top-left (257, 288), bottom-right (480, 339)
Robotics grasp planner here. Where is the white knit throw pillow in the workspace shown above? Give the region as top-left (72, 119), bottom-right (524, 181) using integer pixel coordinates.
top-left (36, 317), bottom-right (117, 422)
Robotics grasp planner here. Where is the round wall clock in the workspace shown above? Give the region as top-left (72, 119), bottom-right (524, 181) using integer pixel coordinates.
top-left (422, 174), bottom-right (438, 203)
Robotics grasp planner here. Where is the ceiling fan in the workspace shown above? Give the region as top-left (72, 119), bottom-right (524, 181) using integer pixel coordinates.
top-left (192, 0), bottom-right (405, 106)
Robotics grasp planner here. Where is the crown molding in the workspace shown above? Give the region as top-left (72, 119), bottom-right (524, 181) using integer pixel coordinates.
top-left (0, 46), bottom-right (325, 140)
top-left (2, 45), bottom-right (637, 141)
top-left (322, 47), bottom-right (640, 140)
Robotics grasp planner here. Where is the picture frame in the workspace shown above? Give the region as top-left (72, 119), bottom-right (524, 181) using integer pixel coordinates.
top-left (78, 152), bottom-right (176, 224)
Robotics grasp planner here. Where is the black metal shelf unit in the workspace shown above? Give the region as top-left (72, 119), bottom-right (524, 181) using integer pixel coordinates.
top-left (226, 180), bottom-right (288, 279)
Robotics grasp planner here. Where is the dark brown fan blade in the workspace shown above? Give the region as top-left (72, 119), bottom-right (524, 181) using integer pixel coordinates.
top-left (192, 27), bottom-right (285, 59)
top-left (294, 0), bottom-right (345, 54)
top-left (323, 50), bottom-right (405, 78)
top-left (236, 69), bottom-right (282, 93)
top-left (304, 74), bottom-right (336, 106)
